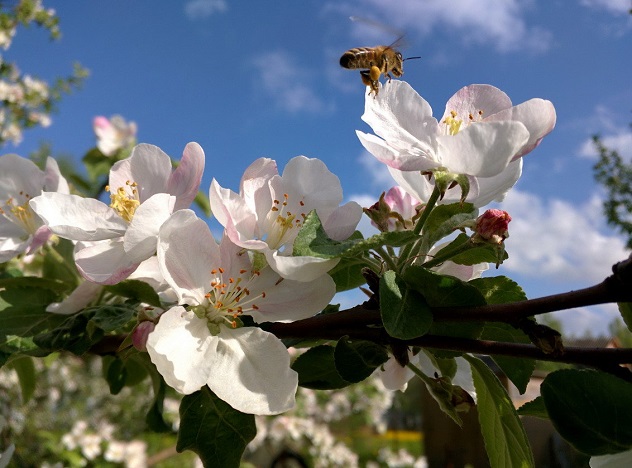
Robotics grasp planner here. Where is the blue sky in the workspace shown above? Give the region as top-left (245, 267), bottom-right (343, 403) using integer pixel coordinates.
top-left (9, 0), bottom-right (632, 335)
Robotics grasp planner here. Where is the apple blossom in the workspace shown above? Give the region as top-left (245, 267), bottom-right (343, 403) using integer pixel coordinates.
top-left (474, 208), bottom-right (511, 244)
top-left (146, 209), bottom-right (336, 415)
top-left (357, 80), bottom-right (555, 202)
top-left (30, 142), bottom-right (204, 284)
top-left (0, 153), bottom-right (69, 262)
top-left (210, 155), bottom-right (363, 282)
top-left (93, 115), bottom-right (137, 156)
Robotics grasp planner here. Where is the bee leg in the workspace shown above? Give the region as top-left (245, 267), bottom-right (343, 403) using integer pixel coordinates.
top-left (360, 70), bottom-right (380, 96)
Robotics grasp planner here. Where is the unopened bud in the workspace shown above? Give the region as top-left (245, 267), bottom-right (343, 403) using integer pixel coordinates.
top-left (364, 187), bottom-right (422, 232)
top-left (132, 321), bottom-right (155, 352)
top-left (474, 209), bottom-right (511, 244)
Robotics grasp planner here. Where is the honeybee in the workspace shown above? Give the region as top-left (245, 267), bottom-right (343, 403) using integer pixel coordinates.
top-left (340, 43), bottom-right (419, 96)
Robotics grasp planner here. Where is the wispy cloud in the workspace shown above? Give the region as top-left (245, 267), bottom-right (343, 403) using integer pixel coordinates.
top-left (250, 51), bottom-right (331, 114)
top-left (581, 0), bottom-right (632, 15)
top-left (184, 0), bottom-right (227, 20)
top-left (577, 106), bottom-right (632, 162)
top-left (330, 0), bottom-right (552, 53)
top-left (501, 189), bottom-right (628, 284)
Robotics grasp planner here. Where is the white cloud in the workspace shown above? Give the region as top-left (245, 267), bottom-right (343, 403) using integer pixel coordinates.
top-left (184, 0), bottom-right (227, 20)
top-left (500, 189), bottom-right (628, 284)
top-left (581, 0), bottom-right (632, 15)
top-left (550, 304), bottom-right (620, 337)
top-left (330, 0), bottom-right (552, 53)
top-left (250, 51), bottom-right (331, 114)
top-left (579, 130), bottom-right (632, 161)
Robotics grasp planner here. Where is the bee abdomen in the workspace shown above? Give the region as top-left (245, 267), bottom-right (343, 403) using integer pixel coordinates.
top-left (339, 47), bottom-right (375, 69)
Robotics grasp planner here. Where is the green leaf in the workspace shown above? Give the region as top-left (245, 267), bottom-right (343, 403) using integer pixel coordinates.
top-left (328, 257), bottom-right (367, 292)
top-left (82, 147), bottom-right (112, 182)
top-left (420, 202), bottom-right (477, 254)
top-left (103, 356), bottom-right (127, 395)
top-left (194, 190), bottom-right (212, 217)
top-left (104, 279), bottom-right (162, 308)
top-left (480, 323), bottom-right (535, 394)
top-left (7, 355), bottom-right (36, 403)
top-left (334, 337), bottom-right (388, 383)
top-left (293, 211), bottom-right (415, 259)
top-left (33, 310), bottom-right (102, 354)
top-left (42, 238), bottom-right (80, 286)
top-left (618, 302), bottom-right (632, 332)
top-left (434, 233), bottom-right (509, 266)
top-left (380, 270), bottom-right (432, 340)
top-left (292, 345), bottom-right (350, 389)
top-left (517, 397), bottom-right (548, 419)
top-left (177, 386), bottom-right (256, 467)
top-left (466, 355), bottom-right (535, 468)
top-left (541, 369), bottom-right (632, 455)
top-left (402, 266), bottom-right (487, 308)
top-left (0, 286), bottom-right (65, 344)
top-left (88, 304), bottom-right (137, 332)
top-left (470, 276), bottom-right (527, 304)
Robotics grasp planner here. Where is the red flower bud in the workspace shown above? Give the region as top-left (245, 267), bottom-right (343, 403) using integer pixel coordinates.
top-left (475, 209), bottom-right (511, 244)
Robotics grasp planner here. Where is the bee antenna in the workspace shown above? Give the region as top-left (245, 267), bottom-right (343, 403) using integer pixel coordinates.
top-left (404, 56), bottom-right (421, 62)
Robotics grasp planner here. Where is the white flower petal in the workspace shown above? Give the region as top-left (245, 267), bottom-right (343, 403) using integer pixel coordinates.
top-left (207, 326), bottom-right (298, 415)
top-left (265, 249), bottom-right (340, 282)
top-left (124, 193), bottom-right (175, 259)
top-left (158, 209), bottom-right (219, 304)
top-left (74, 239), bottom-right (140, 284)
top-left (146, 306), bottom-right (216, 394)
top-left (29, 192), bottom-right (127, 241)
top-left (377, 355), bottom-right (414, 392)
top-left (322, 201), bottom-right (363, 241)
top-left (437, 121), bottom-right (529, 177)
top-left (109, 144), bottom-right (171, 202)
top-left (442, 84), bottom-right (513, 122)
top-left (46, 281), bottom-right (103, 315)
top-left (474, 158), bottom-right (523, 207)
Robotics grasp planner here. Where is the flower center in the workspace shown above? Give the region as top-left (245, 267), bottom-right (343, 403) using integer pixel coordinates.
top-left (442, 109), bottom-right (484, 135)
top-left (0, 191), bottom-right (38, 234)
top-left (192, 266), bottom-right (268, 333)
top-left (106, 180), bottom-right (140, 222)
top-left (265, 193), bottom-right (307, 250)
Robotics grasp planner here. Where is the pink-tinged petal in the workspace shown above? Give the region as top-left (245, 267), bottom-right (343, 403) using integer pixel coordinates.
top-left (29, 193), bottom-right (127, 241)
top-left (433, 260), bottom-right (489, 281)
top-left (158, 209), bottom-right (219, 304)
top-left (167, 142), bottom-right (205, 210)
top-left (124, 193), bottom-right (176, 260)
top-left (362, 80), bottom-right (438, 151)
top-left (46, 281), bottom-right (103, 315)
top-left (473, 159), bottom-right (522, 207)
top-left (109, 144), bottom-right (171, 202)
top-left (437, 121), bottom-right (529, 177)
top-left (377, 354), bottom-right (415, 391)
top-left (265, 249), bottom-right (339, 282)
top-left (146, 306), bottom-right (216, 395)
top-left (207, 326), bottom-right (298, 415)
top-left (246, 271), bottom-right (336, 323)
top-left (74, 239), bottom-right (140, 284)
top-left (321, 201), bottom-right (363, 241)
top-left (240, 157), bottom-right (278, 205)
top-left (442, 84), bottom-right (512, 122)
top-left (44, 157), bottom-right (70, 194)
top-left (209, 179), bottom-right (260, 243)
top-left (487, 98), bottom-right (557, 160)
top-left (26, 225), bottom-right (52, 254)
top-left (356, 131), bottom-right (440, 172)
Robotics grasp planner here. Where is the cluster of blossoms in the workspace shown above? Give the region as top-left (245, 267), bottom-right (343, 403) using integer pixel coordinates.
top-left (0, 78), bottom-right (557, 421)
top-left (0, 0), bottom-right (86, 145)
top-left (60, 420), bottom-right (147, 467)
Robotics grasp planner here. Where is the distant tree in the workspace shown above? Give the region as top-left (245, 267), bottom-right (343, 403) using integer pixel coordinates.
top-left (592, 128), bottom-right (632, 249)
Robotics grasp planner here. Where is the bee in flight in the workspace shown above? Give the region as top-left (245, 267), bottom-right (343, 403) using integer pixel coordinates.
top-left (339, 43), bottom-right (420, 96)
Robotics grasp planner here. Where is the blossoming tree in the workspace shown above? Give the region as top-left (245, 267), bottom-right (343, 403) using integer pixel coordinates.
top-left (2, 7), bottom-right (632, 467)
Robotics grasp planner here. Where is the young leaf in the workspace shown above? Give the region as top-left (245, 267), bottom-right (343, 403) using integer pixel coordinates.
top-left (88, 304), bottom-right (137, 332)
top-left (7, 355), bottom-right (36, 403)
top-left (432, 232), bottom-right (509, 266)
top-left (517, 396), bottom-right (548, 419)
top-left (334, 337), bottom-right (388, 383)
top-left (105, 279), bottom-right (162, 308)
top-left (419, 202), bottom-right (477, 254)
top-left (328, 257), bottom-right (367, 292)
top-left (402, 266), bottom-right (487, 308)
top-left (541, 369), bottom-right (632, 455)
top-left (177, 386), bottom-right (256, 467)
top-left (292, 345), bottom-right (350, 389)
top-left (465, 355), bottom-right (535, 468)
top-left (470, 276), bottom-right (527, 304)
top-left (380, 270), bottom-right (432, 340)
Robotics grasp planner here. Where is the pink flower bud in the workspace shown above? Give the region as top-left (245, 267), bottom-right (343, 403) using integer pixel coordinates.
top-left (475, 209), bottom-right (511, 244)
top-left (132, 321), bottom-right (155, 352)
